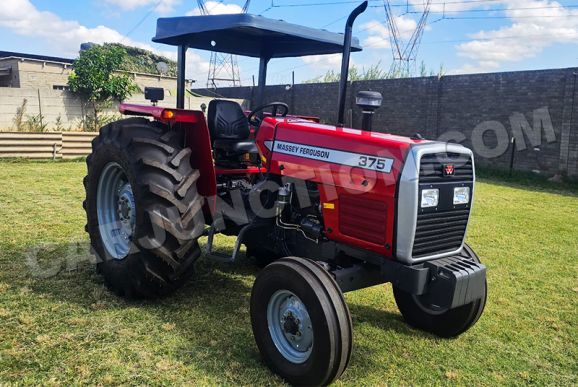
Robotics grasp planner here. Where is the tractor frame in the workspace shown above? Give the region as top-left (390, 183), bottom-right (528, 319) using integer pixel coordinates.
top-left (83, 2), bottom-right (487, 385)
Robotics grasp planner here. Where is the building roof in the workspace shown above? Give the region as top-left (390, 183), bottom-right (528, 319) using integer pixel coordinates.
top-left (153, 13), bottom-right (362, 58)
top-left (0, 51), bottom-right (74, 64)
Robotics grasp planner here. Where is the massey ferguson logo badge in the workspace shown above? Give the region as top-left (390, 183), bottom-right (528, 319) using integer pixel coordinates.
top-left (443, 164), bottom-right (455, 176)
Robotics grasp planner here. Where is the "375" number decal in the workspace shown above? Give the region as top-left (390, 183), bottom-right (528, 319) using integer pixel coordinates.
top-left (358, 156), bottom-right (390, 171)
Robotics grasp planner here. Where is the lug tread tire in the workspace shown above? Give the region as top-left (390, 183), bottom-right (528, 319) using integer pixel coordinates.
top-left (250, 257), bottom-right (352, 386)
top-left (84, 117), bottom-right (203, 299)
top-left (393, 244), bottom-right (487, 338)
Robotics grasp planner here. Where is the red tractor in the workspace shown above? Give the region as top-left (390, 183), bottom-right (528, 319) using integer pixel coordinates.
top-left (84, 2), bottom-right (487, 385)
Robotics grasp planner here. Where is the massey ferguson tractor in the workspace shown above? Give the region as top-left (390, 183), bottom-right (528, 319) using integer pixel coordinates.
top-left (84, 2), bottom-right (487, 385)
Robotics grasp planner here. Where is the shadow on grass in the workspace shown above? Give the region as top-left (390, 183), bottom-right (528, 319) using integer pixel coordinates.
top-left (8, 241), bottom-right (432, 384)
top-left (348, 302), bottom-right (428, 338)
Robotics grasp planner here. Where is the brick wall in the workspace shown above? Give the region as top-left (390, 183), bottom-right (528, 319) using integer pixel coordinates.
top-left (195, 67), bottom-right (578, 177)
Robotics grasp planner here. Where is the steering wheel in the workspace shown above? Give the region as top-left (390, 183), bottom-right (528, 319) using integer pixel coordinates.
top-left (247, 102), bottom-right (289, 128)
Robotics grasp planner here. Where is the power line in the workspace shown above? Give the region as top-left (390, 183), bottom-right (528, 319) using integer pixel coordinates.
top-left (241, 1), bottom-right (578, 83)
top-left (444, 14), bottom-right (578, 19)
top-left (270, 0), bottom-right (502, 8)
top-left (123, 0), bottom-right (165, 39)
top-left (420, 33), bottom-right (578, 45)
top-left (383, 0), bottom-right (432, 75)
top-left (405, 4), bottom-right (578, 14)
top-left (263, 28), bottom-right (578, 81)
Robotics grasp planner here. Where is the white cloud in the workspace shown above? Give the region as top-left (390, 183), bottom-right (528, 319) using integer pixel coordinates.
top-left (157, 49), bottom-right (211, 81)
top-left (103, 0), bottom-right (180, 15)
top-left (0, 0), bottom-right (209, 80)
top-left (361, 16), bottom-right (417, 50)
top-left (455, 0), bottom-right (578, 73)
top-left (302, 54), bottom-right (343, 70)
top-left (186, 1), bottom-right (243, 16)
top-left (361, 21), bottom-right (391, 49)
top-left (409, 0), bottom-right (490, 13)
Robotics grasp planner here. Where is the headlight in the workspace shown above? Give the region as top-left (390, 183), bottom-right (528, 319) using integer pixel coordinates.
top-left (421, 189), bottom-right (439, 208)
top-left (453, 187), bottom-right (470, 205)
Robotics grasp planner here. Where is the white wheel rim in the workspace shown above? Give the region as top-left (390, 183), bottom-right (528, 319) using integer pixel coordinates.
top-left (96, 162), bottom-right (135, 260)
top-left (266, 290), bottom-right (314, 364)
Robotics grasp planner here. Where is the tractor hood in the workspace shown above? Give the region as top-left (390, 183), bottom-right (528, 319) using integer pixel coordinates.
top-left (153, 13), bottom-right (362, 58)
top-left (256, 118), bottom-right (429, 193)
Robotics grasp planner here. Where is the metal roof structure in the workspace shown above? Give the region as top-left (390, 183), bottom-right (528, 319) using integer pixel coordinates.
top-left (153, 14), bottom-right (362, 58)
top-left (0, 51), bottom-right (74, 65)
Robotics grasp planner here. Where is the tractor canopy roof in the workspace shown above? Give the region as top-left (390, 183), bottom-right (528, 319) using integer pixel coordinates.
top-left (152, 13), bottom-right (362, 58)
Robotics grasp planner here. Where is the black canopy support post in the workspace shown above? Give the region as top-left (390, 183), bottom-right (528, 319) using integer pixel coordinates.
top-left (177, 45), bottom-right (187, 109)
top-left (337, 1), bottom-right (368, 126)
top-left (256, 56), bottom-right (270, 109)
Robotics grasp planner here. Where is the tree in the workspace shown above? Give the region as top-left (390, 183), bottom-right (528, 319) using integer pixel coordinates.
top-left (105, 43), bottom-right (177, 76)
top-left (68, 45), bottom-right (136, 131)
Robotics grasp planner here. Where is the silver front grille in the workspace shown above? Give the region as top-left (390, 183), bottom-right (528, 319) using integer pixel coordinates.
top-left (396, 143), bottom-right (475, 264)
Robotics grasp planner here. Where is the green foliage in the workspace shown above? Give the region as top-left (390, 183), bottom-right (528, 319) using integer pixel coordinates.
top-left (54, 115), bottom-right (65, 132)
top-left (25, 114), bottom-right (48, 132)
top-left (305, 61), bottom-right (445, 83)
top-left (68, 45), bottom-right (137, 131)
top-left (80, 113), bottom-right (122, 133)
top-left (305, 63), bottom-right (389, 83)
top-left (12, 99), bottom-right (27, 131)
top-left (104, 43), bottom-right (177, 77)
top-left (68, 45), bottom-right (135, 103)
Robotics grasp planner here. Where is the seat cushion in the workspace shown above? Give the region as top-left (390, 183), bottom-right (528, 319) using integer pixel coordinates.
top-left (207, 100), bottom-right (250, 140)
top-left (213, 139), bottom-right (258, 154)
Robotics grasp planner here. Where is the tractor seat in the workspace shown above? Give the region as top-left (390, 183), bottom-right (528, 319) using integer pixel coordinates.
top-left (213, 139), bottom-right (257, 153)
top-left (207, 100), bottom-right (258, 155)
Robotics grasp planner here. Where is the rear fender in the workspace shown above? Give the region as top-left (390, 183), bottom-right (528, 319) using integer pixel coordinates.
top-left (119, 103), bottom-right (217, 202)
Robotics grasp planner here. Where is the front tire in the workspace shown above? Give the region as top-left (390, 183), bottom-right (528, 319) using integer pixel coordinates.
top-left (250, 257), bottom-right (352, 386)
top-left (84, 118), bottom-right (204, 299)
top-left (393, 244), bottom-right (487, 338)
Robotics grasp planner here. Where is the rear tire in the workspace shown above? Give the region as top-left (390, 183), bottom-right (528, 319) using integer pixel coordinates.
top-left (393, 244), bottom-right (487, 338)
top-left (84, 118), bottom-right (205, 299)
top-left (250, 257), bottom-right (352, 386)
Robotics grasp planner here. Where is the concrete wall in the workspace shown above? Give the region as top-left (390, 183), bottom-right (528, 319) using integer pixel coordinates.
top-left (0, 57), bottom-right (187, 92)
top-left (0, 88), bottom-right (83, 131)
top-left (0, 88), bottom-right (243, 131)
top-left (195, 67), bottom-right (578, 177)
top-left (15, 60), bottom-right (71, 89)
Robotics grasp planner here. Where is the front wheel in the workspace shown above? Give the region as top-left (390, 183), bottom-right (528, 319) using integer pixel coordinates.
top-left (393, 244), bottom-right (487, 338)
top-left (250, 257), bottom-right (352, 386)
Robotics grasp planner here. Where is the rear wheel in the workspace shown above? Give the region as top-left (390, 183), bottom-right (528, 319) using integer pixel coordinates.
top-left (250, 257), bottom-right (352, 386)
top-left (393, 244), bottom-right (487, 338)
top-left (84, 118), bottom-right (205, 298)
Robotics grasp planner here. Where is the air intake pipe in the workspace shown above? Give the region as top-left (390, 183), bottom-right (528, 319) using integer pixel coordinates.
top-left (337, 1), bottom-right (368, 127)
top-left (356, 90), bottom-right (383, 131)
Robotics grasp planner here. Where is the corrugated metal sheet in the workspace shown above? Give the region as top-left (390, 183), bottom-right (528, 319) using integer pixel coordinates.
top-left (0, 132), bottom-right (97, 159)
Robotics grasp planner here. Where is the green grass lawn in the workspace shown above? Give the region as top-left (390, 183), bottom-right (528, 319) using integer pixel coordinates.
top-left (0, 160), bottom-right (576, 385)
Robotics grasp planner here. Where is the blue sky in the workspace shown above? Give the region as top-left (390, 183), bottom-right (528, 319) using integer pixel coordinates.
top-left (2, 0), bottom-right (578, 86)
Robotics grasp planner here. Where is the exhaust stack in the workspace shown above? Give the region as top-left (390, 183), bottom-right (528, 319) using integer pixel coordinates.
top-left (337, 1), bottom-right (368, 127)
